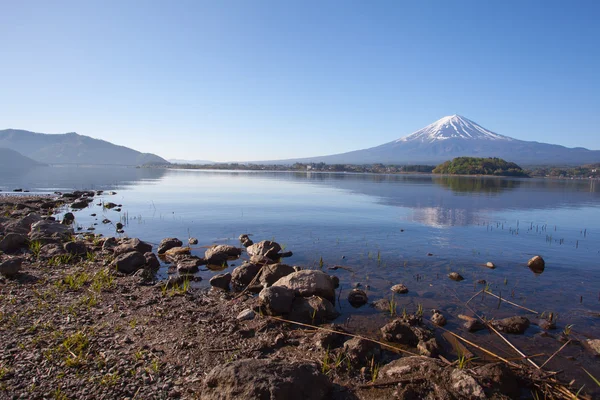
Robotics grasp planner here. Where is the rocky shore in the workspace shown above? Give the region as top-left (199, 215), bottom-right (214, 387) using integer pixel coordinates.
top-left (0, 193), bottom-right (594, 399)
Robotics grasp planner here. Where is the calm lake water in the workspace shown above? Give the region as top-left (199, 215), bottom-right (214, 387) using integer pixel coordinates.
top-left (2, 165), bottom-right (600, 383)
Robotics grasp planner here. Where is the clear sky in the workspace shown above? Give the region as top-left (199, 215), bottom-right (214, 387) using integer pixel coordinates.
top-left (1, 0), bottom-right (599, 161)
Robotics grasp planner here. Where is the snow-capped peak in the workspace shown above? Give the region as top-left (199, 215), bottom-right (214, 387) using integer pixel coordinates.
top-left (396, 115), bottom-right (513, 143)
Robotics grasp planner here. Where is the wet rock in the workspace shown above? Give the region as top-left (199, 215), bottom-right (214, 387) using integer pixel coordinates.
top-left (71, 198), bottom-right (92, 209)
top-left (347, 289), bottom-right (368, 307)
top-left (102, 237), bottom-right (118, 252)
top-left (210, 273), bottom-right (232, 291)
top-left (448, 272), bottom-right (464, 281)
top-left (491, 316), bottom-right (530, 334)
top-left (237, 309), bottom-right (255, 321)
top-left (258, 263), bottom-right (295, 287)
top-left (64, 240), bottom-right (89, 256)
top-left (391, 283), bottom-right (408, 294)
top-left (528, 255), bottom-right (545, 274)
top-left (431, 311), bottom-right (447, 327)
top-left (112, 251), bottom-right (146, 274)
top-left (371, 298), bottom-right (391, 312)
top-left (272, 270), bottom-right (336, 302)
top-left (450, 369), bottom-right (486, 399)
top-left (538, 318), bottom-right (556, 330)
top-left (585, 339), bottom-right (600, 356)
top-left (246, 240), bottom-right (281, 259)
top-left (201, 358), bottom-right (331, 400)
top-left (238, 234), bottom-right (254, 248)
top-left (104, 202), bottom-right (118, 209)
top-left (158, 238), bottom-right (183, 254)
top-left (144, 252), bottom-right (160, 270)
top-left (0, 257), bottom-right (23, 276)
top-left (188, 237), bottom-right (198, 245)
top-left (464, 319), bottom-right (486, 332)
top-left (486, 261), bottom-right (496, 269)
top-left (115, 222), bottom-right (123, 230)
top-left (330, 275), bottom-right (339, 289)
top-left (177, 257), bottom-right (204, 274)
top-left (231, 262), bottom-right (261, 290)
top-left (279, 251), bottom-right (293, 258)
top-left (417, 338), bottom-right (441, 358)
top-left (477, 279), bottom-right (487, 285)
top-left (164, 246), bottom-right (191, 262)
top-left (0, 233), bottom-right (28, 253)
top-left (62, 212), bottom-right (75, 225)
top-left (259, 286), bottom-right (295, 315)
top-left (102, 218), bottom-right (111, 224)
top-left (473, 362), bottom-right (520, 398)
top-left (205, 245), bottom-right (242, 264)
top-left (289, 296), bottom-right (339, 323)
top-left (314, 325), bottom-right (350, 350)
top-left (343, 337), bottom-right (381, 365)
top-left (39, 243), bottom-right (66, 258)
top-left (380, 319), bottom-right (419, 346)
top-left (114, 238), bottom-right (153, 255)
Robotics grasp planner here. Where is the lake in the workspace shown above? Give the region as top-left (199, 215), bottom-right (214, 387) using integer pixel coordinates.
top-left (2, 165), bottom-right (600, 378)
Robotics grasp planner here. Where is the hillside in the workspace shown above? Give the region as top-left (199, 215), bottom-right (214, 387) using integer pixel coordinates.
top-left (0, 148), bottom-right (44, 170)
top-left (432, 157), bottom-right (528, 177)
top-left (0, 129), bottom-right (168, 166)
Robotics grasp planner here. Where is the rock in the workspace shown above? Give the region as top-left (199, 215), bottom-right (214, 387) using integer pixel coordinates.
top-left (585, 339), bottom-right (600, 356)
top-left (231, 262), bottom-right (261, 290)
top-left (289, 296), bottom-right (339, 323)
top-left (112, 251), bottom-right (146, 274)
top-left (491, 316), bottom-right (530, 334)
top-left (205, 245), bottom-right (242, 264)
top-left (450, 369), bottom-right (486, 399)
top-left (39, 243), bottom-right (66, 258)
top-left (64, 241), bottom-right (89, 256)
top-left (113, 238), bottom-right (152, 255)
top-left (528, 255), bottom-right (545, 274)
top-left (313, 325), bottom-right (350, 350)
top-left (473, 363), bottom-right (520, 398)
top-left (371, 298), bottom-right (391, 312)
top-left (272, 270), bottom-right (336, 302)
top-left (104, 202), bottom-right (118, 209)
top-left (29, 220), bottom-right (73, 241)
top-left (210, 273), bottom-right (232, 291)
top-left (177, 257), bottom-right (204, 274)
top-left (448, 272), bottom-right (464, 281)
top-left (379, 356), bottom-right (444, 380)
top-left (62, 212), bottom-right (75, 225)
top-left (4, 213), bottom-right (43, 234)
top-left (102, 219), bottom-right (111, 224)
top-left (330, 275), bottom-right (339, 289)
top-left (464, 319), bottom-right (486, 332)
top-left (380, 320), bottom-right (419, 346)
top-left (164, 246), bottom-right (191, 262)
top-left (258, 263), bottom-right (295, 287)
top-left (246, 240), bottom-right (281, 259)
top-left (144, 252), bottom-right (160, 270)
top-left (236, 309), bottom-right (255, 321)
top-left (486, 261), bottom-right (495, 269)
top-left (391, 284), bottom-right (408, 294)
top-left (347, 289), bottom-right (368, 307)
top-left (238, 234), bottom-right (253, 247)
top-left (102, 237), bottom-right (118, 252)
top-left (71, 198), bottom-right (92, 209)
top-left (418, 338), bottom-right (441, 357)
top-left (188, 237), bottom-right (198, 245)
top-left (343, 337), bottom-right (381, 365)
top-left (115, 222), bottom-right (124, 230)
top-left (157, 238), bottom-right (183, 254)
top-left (201, 358), bottom-right (331, 400)
top-left (0, 233), bottom-right (28, 253)
top-left (431, 311), bottom-right (447, 327)
top-left (259, 286), bottom-right (295, 315)
top-left (0, 257), bottom-right (22, 276)
top-left (538, 318), bottom-right (556, 330)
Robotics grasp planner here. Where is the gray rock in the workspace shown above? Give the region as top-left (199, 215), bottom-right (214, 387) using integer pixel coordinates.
top-left (205, 244), bottom-right (242, 264)
top-left (431, 311), bottom-right (447, 327)
top-left (238, 234), bottom-right (253, 247)
top-left (231, 262), bottom-right (261, 290)
top-left (201, 358), bottom-right (331, 400)
top-left (4, 213), bottom-right (43, 235)
top-left (246, 240), bottom-right (281, 259)
top-left (391, 283), bottom-right (408, 294)
top-left (236, 309), bottom-right (255, 321)
top-left (486, 261), bottom-right (496, 269)
top-left (380, 319), bottom-right (420, 346)
top-left (464, 319), bottom-right (486, 332)
top-left (272, 270), bottom-right (336, 302)
top-left (313, 325), bottom-right (350, 350)
top-left (491, 316), bottom-right (530, 334)
top-left (39, 243), bottom-right (66, 258)
top-left (0, 233), bottom-right (28, 253)
top-left (64, 241), bottom-right (89, 256)
top-left (112, 251), bottom-right (146, 274)
top-left (347, 289), bottom-right (368, 307)
top-left (586, 339), bottom-right (600, 356)
top-left (0, 257), bottom-right (23, 276)
top-left (259, 263), bottom-right (295, 287)
top-left (177, 257), bottom-right (203, 274)
top-left (450, 369), bottom-right (486, 399)
top-left (210, 273), bottom-right (232, 291)
top-left (417, 338), bottom-right (441, 358)
top-left (448, 272), bottom-right (464, 281)
top-left (102, 237), bottom-right (118, 252)
top-left (289, 296), bottom-right (339, 323)
top-left (343, 337), bottom-right (381, 365)
top-left (473, 363), bottom-right (520, 398)
top-left (157, 238), bottom-right (183, 254)
top-left (144, 252), bottom-right (160, 270)
top-left (71, 198), bottom-right (92, 209)
top-left (29, 220), bottom-right (73, 241)
top-left (62, 212), bottom-right (75, 225)
top-left (188, 237), bottom-right (198, 245)
top-left (113, 238), bottom-right (152, 255)
top-left (259, 286), bottom-right (295, 315)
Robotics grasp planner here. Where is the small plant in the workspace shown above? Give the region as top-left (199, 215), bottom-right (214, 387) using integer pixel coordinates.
top-left (85, 252), bottom-right (96, 262)
top-left (369, 356), bottom-right (380, 383)
top-left (310, 308), bottom-right (317, 325)
top-left (321, 347), bottom-right (331, 374)
top-left (416, 303), bottom-right (423, 318)
top-left (53, 388), bottom-right (68, 400)
top-left (29, 240), bottom-right (42, 258)
top-left (133, 350), bottom-right (144, 362)
top-left (389, 295), bottom-right (397, 317)
top-left (455, 345), bottom-right (477, 369)
top-left (401, 306), bottom-right (407, 320)
top-left (61, 330), bottom-right (90, 368)
top-left (563, 324), bottom-right (574, 336)
top-left (318, 256), bottom-right (324, 269)
top-left (57, 271), bottom-right (90, 291)
top-left (90, 268), bottom-right (115, 293)
top-left (100, 372), bottom-right (120, 386)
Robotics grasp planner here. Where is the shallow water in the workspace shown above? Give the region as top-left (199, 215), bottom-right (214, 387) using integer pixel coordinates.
top-left (3, 166), bottom-right (600, 388)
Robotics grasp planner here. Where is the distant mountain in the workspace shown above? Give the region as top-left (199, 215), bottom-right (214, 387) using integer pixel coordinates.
top-left (0, 129), bottom-right (169, 166)
top-left (0, 148), bottom-right (44, 170)
top-left (265, 115), bottom-right (600, 165)
top-left (168, 159), bottom-right (214, 165)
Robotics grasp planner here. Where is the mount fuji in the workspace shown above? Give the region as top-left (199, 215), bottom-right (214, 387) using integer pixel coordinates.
top-left (272, 115), bottom-right (600, 165)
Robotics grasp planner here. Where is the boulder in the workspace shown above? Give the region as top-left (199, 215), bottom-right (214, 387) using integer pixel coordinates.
top-left (29, 220), bottom-right (73, 241)
top-left (313, 325), bottom-right (350, 350)
top-left (246, 240), bottom-right (281, 259)
top-left (451, 369), bottom-right (486, 399)
top-left (272, 270), bottom-right (336, 302)
top-left (343, 337), bottom-right (381, 365)
top-left (0, 233), bottom-right (28, 253)
top-left (102, 237), bottom-right (118, 252)
top-left (528, 255), bottom-right (545, 274)
top-left (391, 283), bottom-right (408, 294)
top-left (177, 257), bottom-right (204, 274)
top-left (258, 263), bottom-right (295, 287)
top-left (210, 273), bottom-right (232, 291)
top-left (112, 251), bottom-right (146, 274)
top-left (64, 241), bottom-right (89, 256)
top-left (61, 212), bottom-right (75, 225)
top-left (347, 289), bottom-right (368, 308)
top-left (157, 237), bottom-right (183, 254)
top-left (205, 245), bottom-right (242, 264)
top-left (164, 246), bottom-right (191, 262)
top-left (71, 198), bottom-right (92, 209)
top-left (188, 237), bottom-right (198, 245)
top-left (417, 338), bottom-right (441, 358)
top-left (431, 311), bottom-right (447, 327)
top-left (238, 234), bottom-right (253, 248)
top-left (0, 257), bottom-right (23, 277)
top-left (378, 357), bottom-right (451, 399)
top-left (491, 316), bottom-right (530, 334)
top-left (448, 272), bottom-right (464, 281)
top-left (144, 252), bottom-right (160, 270)
top-left (259, 286), bottom-right (295, 315)
top-left (380, 319), bottom-right (420, 346)
top-left (231, 262), bottom-right (261, 290)
top-left (289, 296), bottom-right (339, 323)
top-left (201, 358), bottom-right (331, 400)
top-left (113, 238), bottom-right (152, 255)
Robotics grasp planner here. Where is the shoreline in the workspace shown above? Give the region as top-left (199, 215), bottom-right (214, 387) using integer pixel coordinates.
top-left (0, 194), bottom-right (597, 399)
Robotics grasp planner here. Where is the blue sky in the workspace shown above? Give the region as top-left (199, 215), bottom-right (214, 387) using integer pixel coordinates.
top-left (1, 0), bottom-right (599, 161)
